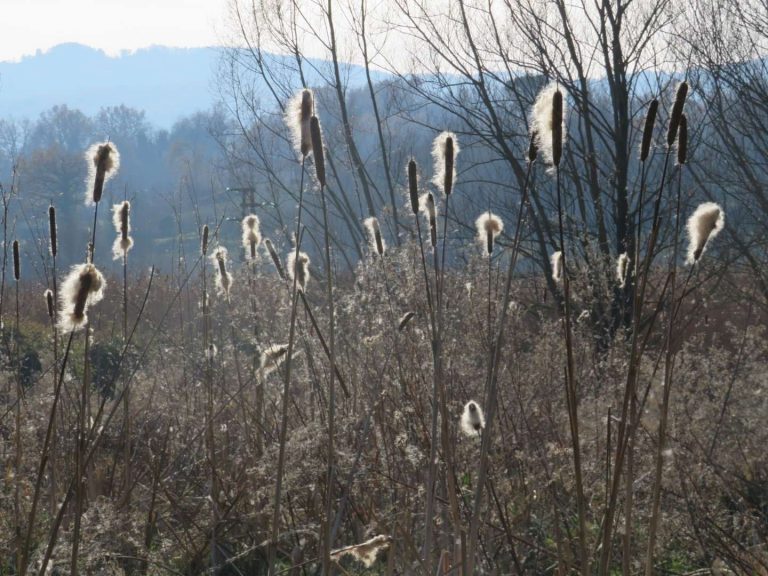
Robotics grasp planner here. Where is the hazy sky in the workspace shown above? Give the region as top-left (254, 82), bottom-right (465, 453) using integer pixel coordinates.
top-left (1, 0), bottom-right (228, 61)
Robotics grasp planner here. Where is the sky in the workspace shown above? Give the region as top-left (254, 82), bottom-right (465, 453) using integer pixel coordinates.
top-left (0, 0), bottom-right (228, 62)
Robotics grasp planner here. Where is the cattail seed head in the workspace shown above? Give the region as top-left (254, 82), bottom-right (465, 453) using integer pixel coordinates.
top-left (58, 263), bottom-right (106, 332)
top-left (677, 114), bottom-right (688, 165)
top-left (528, 131), bottom-right (538, 163)
top-left (398, 311), bottom-right (415, 332)
top-left (12, 240), bottom-right (20, 281)
top-left (475, 212), bottom-right (503, 255)
top-left (667, 81), bottom-right (689, 147)
top-left (201, 225), bottom-right (209, 256)
top-left (432, 132), bottom-right (459, 196)
top-left (408, 159), bottom-right (419, 214)
top-left (363, 217), bottom-right (385, 256)
top-left (111, 201), bottom-right (134, 260)
top-left (309, 116), bottom-right (326, 187)
top-left (241, 214), bottom-right (262, 261)
top-left (210, 246), bottom-right (233, 300)
top-left (205, 344), bottom-right (218, 360)
top-left (260, 343), bottom-right (290, 376)
top-left (264, 239), bottom-right (286, 280)
top-left (48, 205), bottom-right (57, 258)
top-left (420, 193), bottom-right (437, 247)
top-left (460, 401), bottom-right (485, 437)
top-left (616, 252), bottom-right (630, 288)
top-left (640, 99), bottom-right (659, 162)
top-left (286, 89), bottom-right (314, 157)
top-left (685, 202), bottom-right (724, 265)
top-left (287, 249), bottom-right (310, 292)
top-left (44, 289), bottom-right (54, 318)
top-left (532, 82), bottom-right (567, 169)
top-left (85, 141), bottom-right (120, 205)
top-left (330, 535), bottom-right (393, 568)
top-left (551, 250), bottom-right (563, 283)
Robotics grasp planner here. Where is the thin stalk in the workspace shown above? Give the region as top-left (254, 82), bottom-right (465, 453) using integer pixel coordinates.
top-left (466, 162), bottom-right (533, 574)
top-left (644, 166), bottom-right (684, 575)
top-left (598, 148), bottom-right (673, 575)
top-left (320, 181), bottom-right (337, 575)
top-left (268, 157), bottom-right (307, 576)
top-left (554, 167), bottom-right (589, 576)
top-left (14, 277), bottom-right (22, 574)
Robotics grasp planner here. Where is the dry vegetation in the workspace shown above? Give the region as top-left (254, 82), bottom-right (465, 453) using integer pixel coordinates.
top-left (0, 80), bottom-right (767, 576)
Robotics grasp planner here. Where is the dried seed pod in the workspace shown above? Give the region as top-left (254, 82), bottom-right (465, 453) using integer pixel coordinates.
top-left (310, 116), bottom-right (326, 187)
top-left (528, 131), bottom-right (538, 163)
top-left (677, 114), bottom-right (688, 165)
top-left (201, 225), bottom-right (209, 256)
top-left (48, 205), bottom-right (57, 257)
top-left (45, 289), bottom-right (54, 318)
top-left (12, 240), bottom-right (19, 281)
top-left (667, 82), bottom-right (689, 147)
top-left (640, 99), bottom-right (659, 162)
top-left (86, 142), bottom-right (120, 205)
top-left (408, 159), bottom-right (419, 215)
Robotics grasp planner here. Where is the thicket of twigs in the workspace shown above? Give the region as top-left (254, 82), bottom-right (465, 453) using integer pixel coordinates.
top-left (1, 81), bottom-right (767, 576)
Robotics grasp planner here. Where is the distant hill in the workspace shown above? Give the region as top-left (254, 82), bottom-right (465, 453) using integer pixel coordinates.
top-left (0, 43), bottom-right (220, 128)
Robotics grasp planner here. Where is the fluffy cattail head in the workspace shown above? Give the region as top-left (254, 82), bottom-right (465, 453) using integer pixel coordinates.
top-left (201, 225), bottom-right (209, 256)
top-left (640, 99), bottom-right (659, 162)
top-left (85, 142), bottom-right (120, 205)
top-left (58, 263), bottom-right (106, 332)
top-left (408, 159), bottom-right (419, 214)
top-left (260, 343), bottom-right (290, 376)
top-left (330, 535), bottom-right (392, 568)
top-left (287, 249), bottom-right (310, 292)
top-left (532, 82), bottom-right (567, 168)
top-left (420, 193), bottom-right (437, 247)
top-left (551, 250), bottom-right (563, 283)
top-left (310, 116), bottom-right (326, 187)
top-left (398, 311), bottom-right (415, 332)
top-left (12, 240), bottom-right (20, 281)
top-left (475, 212), bottom-right (504, 256)
top-left (44, 289), bottom-right (54, 318)
top-left (685, 202), bottom-right (724, 265)
top-left (616, 252), bottom-right (630, 288)
top-left (241, 214), bottom-right (262, 261)
top-left (264, 239), bottom-right (286, 280)
top-left (528, 131), bottom-right (538, 163)
top-left (210, 246), bottom-right (233, 300)
top-left (48, 205), bottom-right (57, 258)
top-left (460, 401), bottom-right (485, 437)
top-left (667, 81), bottom-right (689, 147)
top-left (432, 131), bottom-right (459, 196)
top-left (205, 344), bottom-right (218, 360)
top-left (286, 89), bottom-right (314, 157)
top-left (111, 201), bottom-right (133, 260)
top-left (363, 217), bottom-right (385, 257)
top-left (677, 114), bottom-right (688, 165)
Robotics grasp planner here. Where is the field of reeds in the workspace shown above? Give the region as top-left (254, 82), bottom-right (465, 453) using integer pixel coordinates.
top-left (0, 82), bottom-right (766, 576)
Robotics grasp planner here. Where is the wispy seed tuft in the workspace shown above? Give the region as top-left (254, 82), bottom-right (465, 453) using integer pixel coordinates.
top-left (685, 202), bottom-right (724, 265)
top-left (460, 401), bottom-right (485, 437)
top-left (85, 141), bottom-right (120, 205)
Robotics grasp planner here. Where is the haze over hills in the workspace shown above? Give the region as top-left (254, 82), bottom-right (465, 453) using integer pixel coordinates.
top-left (0, 43), bottom-right (221, 127)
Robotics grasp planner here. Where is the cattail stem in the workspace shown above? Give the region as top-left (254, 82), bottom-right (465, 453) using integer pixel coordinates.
top-left (466, 159), bottom-right (534, 573)
top-left (13, 247), bottom-right (21, 574)
top-left (268, 156), bottom-right (308, 576)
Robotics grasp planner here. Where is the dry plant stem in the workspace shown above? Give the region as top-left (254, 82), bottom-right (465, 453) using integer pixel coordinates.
top-left (554, 167), bottom-right (589, 576)
top-left (14, 279), bottom-right (22, 574)
top-left (644, 166), bottom-right (684, 575)
top-left (49, 255), bottom-right (59, 519)
top-left (268, 157), bottom-right (306, 576)
top-left (466, 162), bottom-right (532, 574)
top-left (20, 331), bottom-right (75, 575)
top-left (320, 181), bottom-right (337, 575)
top-left (598, 148), bottom-right (673, 575)
top-left (622, 156), bottom-right (649, 575)
top-left (122, 251), bottom-right (131, 503)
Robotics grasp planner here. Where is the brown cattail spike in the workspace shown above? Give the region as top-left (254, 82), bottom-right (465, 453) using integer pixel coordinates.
top-left (426, 193), bottom-right (437, 247)
top-left (552, 89), bottom-right (563, 167)
top-left (310, 116), bottom-right (326, 187)
top-left (677, 114), bottom-right (688, 165)
top-left (73, 269), bottom-right (93, 321)
top-left (667, 81), bottom-right (689, 146)
top-left (528, 131), bottom-right (538, 163)
top-left (12, 240), bottom-right (20, 281)
top-left (48, 205), bottom-right (57, 257)
top-left (640, 99), bottom-right (659, 162)
top-left (408, 159), bottom-right (419, 214)
top-left (87, 142), bottom-right (120, 205)
top-left (45, 289), bottom-right (54, 318)
top-left (201, 225), bottom-right (209, 256)
top-left (265, 239), bottom-right (286, 280)
top-left (443, 137), bottom-right (455, 196)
